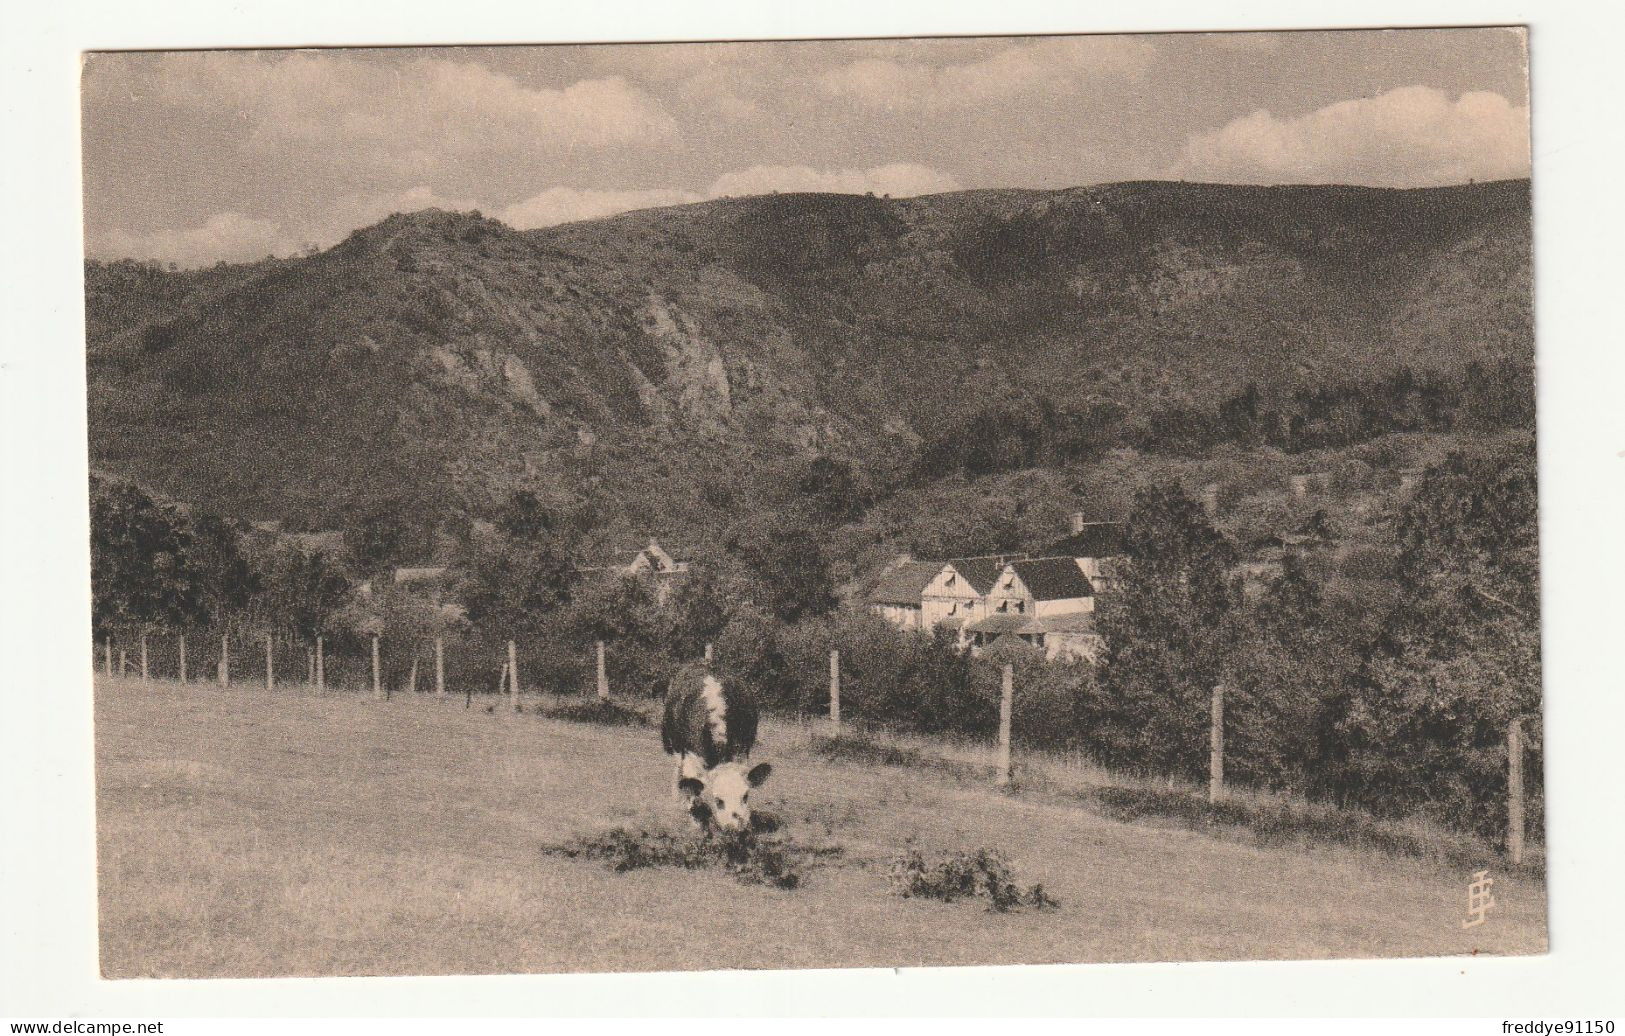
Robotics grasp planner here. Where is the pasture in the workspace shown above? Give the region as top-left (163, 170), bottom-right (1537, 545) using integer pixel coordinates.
top-left (94, 677), bottom-right (1545, 978)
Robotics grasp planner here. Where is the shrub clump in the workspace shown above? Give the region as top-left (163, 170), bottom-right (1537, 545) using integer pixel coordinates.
top-left (1082, 785), bottom-right (1504, 871)
top-left (887, 848), bottom-right (1060, 912)
top-left (544, 825), bottom-right (840, 890)
top-left (537, 698), bottom-right (651, 727)
top-left (809, 733), bottom-right (982, 778)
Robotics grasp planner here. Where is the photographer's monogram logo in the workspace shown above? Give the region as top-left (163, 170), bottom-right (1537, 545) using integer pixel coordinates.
top-left (1462, 870), bottom-right (1497, 928)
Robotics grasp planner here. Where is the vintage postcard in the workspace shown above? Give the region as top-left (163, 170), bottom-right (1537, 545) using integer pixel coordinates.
top-left (81, 28), bottom-right (1542, 978)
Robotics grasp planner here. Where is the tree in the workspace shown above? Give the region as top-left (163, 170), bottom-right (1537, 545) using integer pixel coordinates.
top-left (1222, 554), bottom-right (1354, 790)
top-left (341, 496), bottom-right (415, 576)
top-left (1093, 484), bottom-right (1239, 777)
top-left (90, 475), bottom-right (209, 632)
top-left (794, 455), bottom-right (865, 524)
top-left (457, 492), bottom-right (579, 636)
top-left (1315, 439), bottom-right (1542, 839)
top-left (722, 514), bottom-right (837, 623)
top-left (187, 513), bottom-right (259, 625)
top-left (256, 541), bottom-right (352, 640)
top-left (663, 561), bottom-right (732, 661)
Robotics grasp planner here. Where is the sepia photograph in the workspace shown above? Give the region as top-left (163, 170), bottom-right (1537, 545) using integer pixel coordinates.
top-left (78, 26), bottom-right (1545, 980)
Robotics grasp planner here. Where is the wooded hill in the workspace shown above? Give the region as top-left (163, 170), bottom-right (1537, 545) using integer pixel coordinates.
top-left (85, 179), bottom-right (1533, 563)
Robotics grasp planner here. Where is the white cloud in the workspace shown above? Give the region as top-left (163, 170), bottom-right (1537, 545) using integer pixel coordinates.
top-left (98, 213), bottom-right (298, 267)
top-left (497, 187), bottom-right (704, 230)
top-left (819, 36), bottom-right (1154, 110)
top-left (705, 163), bottom-right (962, 198)
top-left (92, 186), bottom-right (484, 266)
top-left (321, 187), bottom-right (481, 239)
top-left (494, 163), bottom-right (963, 231)
top-left (151, 51), bottom-right (677, 177)
top-left (95, 158), bottom-right (967, 264)
top-left (1172, 86), bottom-right (1530, 186)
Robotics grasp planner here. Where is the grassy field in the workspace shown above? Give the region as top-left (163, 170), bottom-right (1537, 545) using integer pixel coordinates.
top-left (94, 676), bottom-right (1545, 978)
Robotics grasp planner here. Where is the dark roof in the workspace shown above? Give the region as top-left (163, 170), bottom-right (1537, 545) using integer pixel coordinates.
top-left (868, 560), bottom-right (941, 606)
top-left (1008, 557), bottom-right (1095, 601)
top-left (1031, 611), bottom-right (1098, 634)
top-left (1046, 522), bottom-right (1128, 559)
top-left (945, 556), bottom-right (1005, 594)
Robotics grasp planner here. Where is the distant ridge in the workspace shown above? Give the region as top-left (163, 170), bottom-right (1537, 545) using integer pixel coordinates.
top-left (85, 179), bottom-right (1532, 540)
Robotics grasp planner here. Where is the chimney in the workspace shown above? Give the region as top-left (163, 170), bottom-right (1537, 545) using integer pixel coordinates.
top-left (1070, 512), bottom-right (1086, 535)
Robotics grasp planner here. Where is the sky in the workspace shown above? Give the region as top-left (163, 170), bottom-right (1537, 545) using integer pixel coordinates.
top-left (81, 28), bottom-right (1530, 267)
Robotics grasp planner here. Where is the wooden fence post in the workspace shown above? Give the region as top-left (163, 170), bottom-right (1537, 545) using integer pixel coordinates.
top-left (315, 635), bottom-right (324, 691)
top-left (596, 640), bottom-right (609, 701)
top-left (508, 639), bottom-right (520, 711)
top-left (1508, 717), bottom-right (1525, 865)
top-left (306, 647), bottom-right (314, 686)
top-left (140, 634), bottom-right (149, 682)
top-left (495, 659), bottom-right (509, 709)
top-left (996, 663), bottom-right (1013, 788)
top-left (178, 634), bottom-right (187, 684)
top-left (104, 636), bottom-right (113, 678)
top-left (828, 649), bottom-right (842, 732)
top-left (265, 634), bottom-right (274, 691)
top-left (435, 637), bottom-right (445, 697)
top-left (1209, 684), bottom-right (1226, 803)
top-left (371, 634), bottom-right (382, 699)
top-left (220, 633), bottom-right (230, 687)
top-left (118, 648), bottom-right (127, 677)
top-left (408, 659), bottom-right (419, 695)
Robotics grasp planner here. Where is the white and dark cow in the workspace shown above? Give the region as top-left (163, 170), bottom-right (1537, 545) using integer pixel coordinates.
top-left (660, 662), bottom-right (771, 833)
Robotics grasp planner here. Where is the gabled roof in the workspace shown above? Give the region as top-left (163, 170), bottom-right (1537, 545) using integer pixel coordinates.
top-left (944, 556), bottom-right (1006, 595)
top-left (1046, 522), bottom-right (1128, 560)
top-left (1007, 557), bottom-right (1096, 601)
top-left (582, 536), bottom-right (691, 577)
top-left (869, 560), bottom-right (942, 606)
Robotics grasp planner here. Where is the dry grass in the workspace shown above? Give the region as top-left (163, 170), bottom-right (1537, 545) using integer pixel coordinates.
top-left (798, 719), bottom-right (1541, 877)
top-left (95, 677), bottom-right (1546, 978)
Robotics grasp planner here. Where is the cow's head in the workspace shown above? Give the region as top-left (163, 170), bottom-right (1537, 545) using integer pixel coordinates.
top-left (679, 761), bottom-right (772, 833)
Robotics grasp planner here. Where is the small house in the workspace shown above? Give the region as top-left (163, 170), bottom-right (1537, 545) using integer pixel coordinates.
top-left (579, 537), bottom-right (692, 606)
top-left (867, 559), bottom-right (944, 632)
top-left (920, 555), bottom-right (1018, 638)
top-left (967, 557), bottom-right (1101, 660)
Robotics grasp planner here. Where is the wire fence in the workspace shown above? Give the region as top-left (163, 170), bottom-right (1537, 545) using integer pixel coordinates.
top-left (92, 626), bottom-right (1540, 864)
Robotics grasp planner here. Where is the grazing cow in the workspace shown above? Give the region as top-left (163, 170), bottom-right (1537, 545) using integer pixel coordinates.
top-left (660, 662), bottom-right (771, 833)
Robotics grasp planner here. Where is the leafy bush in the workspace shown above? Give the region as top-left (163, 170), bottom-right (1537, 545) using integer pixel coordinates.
top-left (887, 848), bottom-right (1060, 912)
top-left (809, 733), bottom-right (982, 780)
top-left (536, 698), bottom-right (651, 728)
top-left (543, 825), bottom-right (841, 890)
